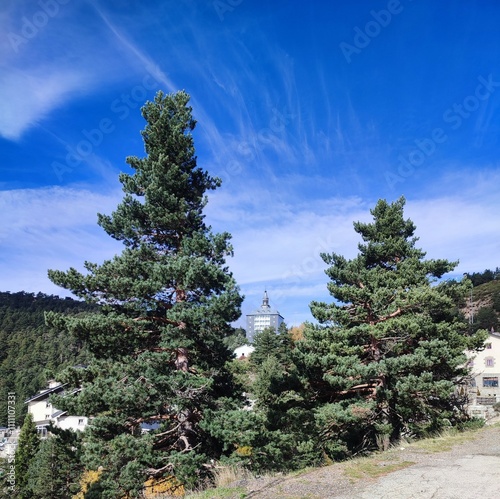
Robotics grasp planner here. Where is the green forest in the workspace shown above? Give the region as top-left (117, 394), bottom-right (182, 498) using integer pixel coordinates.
top-left (0, 292), bottom-right (92, 427)
top-left (1, 91), bottom-right (498, 498)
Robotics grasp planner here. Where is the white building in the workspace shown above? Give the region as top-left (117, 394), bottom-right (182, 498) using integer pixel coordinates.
top-left (234, 344), bottom-right (255, 360)
top-left (25, 380), bottom-right (88, 435)
top-left (466, 331), bottom-right (500, 419)
top-left (246, 291), bottom-right (284, 343)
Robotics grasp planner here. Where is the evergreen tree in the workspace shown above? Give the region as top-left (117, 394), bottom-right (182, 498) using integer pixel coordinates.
top-left (297, 197), bottom-right (487, 456)
top-left (250, 327), bottom-right (281, 365)
top-left (250, 355), bottom-right (319, 470)
top-left (472, 306), bottom-right (498, 333)
top-left (27, 429), bottom-right (81, 499)
top-left (493, 291), bottom-right (500, 314)
top-left (277, 322), bottom-right (294, 359)
top-left (211, 322), bottom-right (318, 473)
top-left (467, 267), bottom-right (500, 286)
top-left (46, 91), bottom-right (243, 496)
top-left (14, 413), bottom-right (39, 498)
top-left (222, 327), bottom-right (247, 351)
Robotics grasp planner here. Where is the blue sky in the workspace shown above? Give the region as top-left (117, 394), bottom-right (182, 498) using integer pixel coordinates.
top-left (1, 0), bottom-right (500, 327)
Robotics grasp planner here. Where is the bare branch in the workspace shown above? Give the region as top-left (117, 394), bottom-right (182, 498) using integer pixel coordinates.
top-left (146, 464), bottom-right (174, 478)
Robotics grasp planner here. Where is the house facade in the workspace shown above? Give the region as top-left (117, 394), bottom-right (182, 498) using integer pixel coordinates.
top-left (25, 380), bottom-right (88, 435)
top-left (466, 331), bottom-right (500, 419)
top-left (246, 291), bottom-right (284, 343)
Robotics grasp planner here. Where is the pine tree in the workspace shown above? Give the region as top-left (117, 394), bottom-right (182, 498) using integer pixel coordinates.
top-left (14, 413), bottom-right (39, 498)
top-left (46, 91), bottom-right (243, 496)
top-left (251, 327), bottom-right (282, 366)
top-left (297, 197), bottom-right (487, 456)
top-left (27, 430), bottom-right (81, 499)
top-left (210, 321), bottom-right (319, 473)
top-left (222, 327), bottom-right (248, 351)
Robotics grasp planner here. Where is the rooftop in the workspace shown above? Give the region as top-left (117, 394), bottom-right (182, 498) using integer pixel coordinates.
top-left (246, 291), bottom-right (283, 317)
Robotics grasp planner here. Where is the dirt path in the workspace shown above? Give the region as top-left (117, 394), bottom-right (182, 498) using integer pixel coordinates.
top-left (222, 424), bottom-right (500, 498)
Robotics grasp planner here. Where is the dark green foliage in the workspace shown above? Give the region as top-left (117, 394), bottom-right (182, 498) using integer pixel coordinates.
top-left (46, 91), bottom-right (243, 496)
top-left (222, 327), bottom-right (248, 351)
top-left (251, 324), bottom-right (292, 366)
top-left (14, 413), bottom-right (39, 498)
top-left (251, 327), bottom-right (281, 366)
top-left (0, 292), bottom-right (91, 426)
top-left (472, 306), bottom-right (498, 333)
top-left (466, 267), bottom-right (500, 287)
top-left (0, 458), bottom-right (11, 499)
top-left (27, 428), bottom-right (82, 499)
top-left (296, 197), bottom-right (487, 457)
top-left (206, 395), bottom-right (320, 474)
top-left (82, 480), bottom-right (105, 499)
top-left (226, 356), bottom-right (253, 394)
top-left (493, 291), bottom-right (500, 313)
top-left (250, 355), bottom-right (320, 470)
top-left (211, 323), bottom-right (321, 473)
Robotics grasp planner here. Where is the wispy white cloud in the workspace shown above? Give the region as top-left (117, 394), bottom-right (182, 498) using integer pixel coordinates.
top-left (0, 68), bottom-right (92, 140)
top-left (0, 0), bottom-right (168, 141)
top-left (406, 168), bottom-right (500, 273)
top-left (0, 186), bottom-right (123, 294)
top-left (208, 169), bottom-right (500, 324)
top-left (0, 168), bottom-right (498, 323)
top-left (88, 1), bottom-right (176, 94)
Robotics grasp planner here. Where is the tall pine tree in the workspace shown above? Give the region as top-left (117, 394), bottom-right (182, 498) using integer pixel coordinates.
top-left (46, 91), bottom-right (243, 496)
top-left (14, 413), bottom-right (39, 499)
top-left (27, 429), bottom-right (82, 499)
top-left (297, 197), bottom-right (487, 457)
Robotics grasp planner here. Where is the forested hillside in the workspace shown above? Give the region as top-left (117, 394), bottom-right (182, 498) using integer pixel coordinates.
top-left (0, 292), bottom-right (92, 426)
top-left (467, 268), bottom-right (500, 287)
top-left (463, 271), bottom-right (500, 333)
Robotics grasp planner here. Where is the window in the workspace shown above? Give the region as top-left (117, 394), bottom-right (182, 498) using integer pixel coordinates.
top-left (486, 343), bottom-right (492, 349)
top-left (78, 418), bottom-right (85, 425)
top-left (482, 376), bottom-right (498, 388)
top-left (37, 426), bottom-right (47, 437)
top-left (45, 414), bottom-right (51, 420)
top-left (485, 357), bottom-right (495, 368)
top-left (45, 402), bottom-right (51, 408)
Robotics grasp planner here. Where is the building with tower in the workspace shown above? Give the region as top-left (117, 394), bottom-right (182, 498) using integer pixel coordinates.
top-left (246, 291), bottom-right (284, 343)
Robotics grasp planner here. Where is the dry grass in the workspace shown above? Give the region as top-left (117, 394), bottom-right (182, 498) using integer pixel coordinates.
top-left (408, 427), bottom-right (481, 453)
top-left (212, 465), bottom-right (253, 488)
top-left (343, 456), bottom-right (415, 482)
top-left (471, 279), bottom-right (500, 302)
top-left (183, 465), bottom-right (253, 499)
top-left (184, 487), bottom-right (247, 499)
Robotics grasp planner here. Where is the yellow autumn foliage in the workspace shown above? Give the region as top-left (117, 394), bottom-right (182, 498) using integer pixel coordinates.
top-left (289, 324), bottom-right (305, 342)
top-left (72, 469), bottom-right (102, 499)
top-left (235, 445), bottom-right (252, 457)
top-left (73, 469), bottom-right (184, 498)
top-left (143, 476), bottom-right (185, 497)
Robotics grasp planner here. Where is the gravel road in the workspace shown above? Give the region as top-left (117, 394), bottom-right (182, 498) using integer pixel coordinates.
top-left (222, 423), bottom-right (500, 499)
